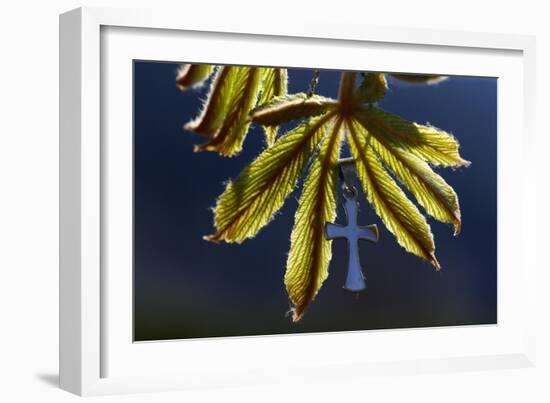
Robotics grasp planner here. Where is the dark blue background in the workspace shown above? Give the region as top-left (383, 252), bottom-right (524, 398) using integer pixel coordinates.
top-left (133, 62), bottom-right (497, 341)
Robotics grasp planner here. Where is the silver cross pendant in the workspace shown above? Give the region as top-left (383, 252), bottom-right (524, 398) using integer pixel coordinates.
top-left (325, 161), bottom-right (379, 291)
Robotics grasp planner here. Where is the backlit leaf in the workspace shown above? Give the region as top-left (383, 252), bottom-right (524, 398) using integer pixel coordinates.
top-left (347, 118), bottom-right (440, 269)
top-left (285, 117), bottom-right (343, 321)
top-left (193, 67), bottom-right (265, 156)
top-left (257, 68), bottom-right (288, 145)
top-left (357, 73), bottom-right (388, 103)
top-left (178, 69), bottom-right (470, 321)
top-left (389, 74), bottom-right (448, 85)
top-left (176, 64), bottom-right (215, 91)
top-left (185, 66), bottom-right (237, 136)
top-left (355, 108), bottom-right (470, 167)
top-left (352, 118), bottom-right (462, 234)
top-left (250, 93), bottom-right (336, 127)
top-left (206, 113), bottom-right (336, 243)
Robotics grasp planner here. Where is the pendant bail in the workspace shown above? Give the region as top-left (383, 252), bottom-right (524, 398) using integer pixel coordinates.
top-left (337, 157), bottom-right (357, 200)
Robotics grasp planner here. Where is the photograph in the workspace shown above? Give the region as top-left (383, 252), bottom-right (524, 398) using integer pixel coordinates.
top-left (1, 0), bottom-right (544, 400)
top-left (133, 62), bottom-right (497, 341)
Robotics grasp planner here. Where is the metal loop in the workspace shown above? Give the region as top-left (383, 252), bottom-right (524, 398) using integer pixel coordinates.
top-left (342, 183), bottom-right (358, 200)
top-left (338, 158), bottom-right (358, 200)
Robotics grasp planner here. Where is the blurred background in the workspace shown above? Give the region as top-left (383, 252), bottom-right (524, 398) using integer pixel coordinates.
top-left (133, 61), bottom-right (497, 341)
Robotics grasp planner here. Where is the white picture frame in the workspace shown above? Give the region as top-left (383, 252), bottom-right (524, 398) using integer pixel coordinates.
top-left (59, 6), bottom-right (538, 396)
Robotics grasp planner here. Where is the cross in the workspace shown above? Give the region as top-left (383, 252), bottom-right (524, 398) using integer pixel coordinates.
top-left (325, 193), bottom-right (379, 292)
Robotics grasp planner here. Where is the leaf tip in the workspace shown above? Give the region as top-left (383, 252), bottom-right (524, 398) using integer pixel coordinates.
top-left (184, 119), bottom-right (206, 135)
top-left (453, 224), bottom-right (461, 236)
top-left (453, 213), bottom-right (462, 236)
top-left (431, 254), bottom-right (441, 271)
top-left (176, 64), bottom-right (214, 91)
top-left (203, 233), bottom-right (222, 243)
top-left (183, 121), bottom-right (202, 134)
top-left (291, 307), bottom-right (304, 322)
top-left (193, 144), bottom-right (207, 153)
top-left (205, 230), bottom-right (247, 244)
top-left (369, 224), bottom-right (380, 242)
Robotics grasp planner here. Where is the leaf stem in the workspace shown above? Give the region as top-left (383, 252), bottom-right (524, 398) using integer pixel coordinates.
top-left (338, 72), bottom-right (358, 115)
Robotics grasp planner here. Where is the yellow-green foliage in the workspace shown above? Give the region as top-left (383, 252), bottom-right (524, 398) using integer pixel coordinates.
top-left (355, 108), bottom-right (470, 167)
top-left (189, 66), bottom-right (264, 156)
top-left (206, 113), bottom-right (335, 243)
top-left (389, 73), bottom-right (448, 85)
top-left (176, 64), bottom-right (215, 91)
top-left (285, 117), bottom-right (342, 321)
top-left (251, 93), bottom-right (336, 127)
top-left (257, 68), bottom-right (288, 145)
top-left (184, 65), bottom-right (288, 155)
top-left (347, 119), bottom-right (439, 269)
top-left (356, 73), bottom-right (388, 103)
top-left (179, 67), bottom-right (469, 320)
top-left (357, 118), bottom-right (462, 235)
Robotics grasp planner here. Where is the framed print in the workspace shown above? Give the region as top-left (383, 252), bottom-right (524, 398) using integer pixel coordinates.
top-left (59, 7), bottom-right (537, 396)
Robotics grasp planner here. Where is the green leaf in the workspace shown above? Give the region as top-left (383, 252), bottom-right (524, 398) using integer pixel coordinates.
top-left (389, 74), bottom-right (448, 84)
top-left (206, 113), bottom-right (336, 243)
top-left (257, 68), bottom-right (288, 146)
top-left (347, 118), bottom-right (440, 269)
top-left (258, 68), bottom-right (288, 106)
top-left (285, 117), bottom-right (343, 321)
top-left (355, 108), bottom-right (470, 167)
top-left (352, 117), bottom-right (462, 234)
top-left (185, 66), bottom-right (236, 136)
top-left (250, 93), bottom-right (336, 127)
top-left (357, 73), bottom-right (388, 103)
top-left (192, 67), bottom-right (265, 156)
top-left (176, 64), bottom-right (215, 91)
